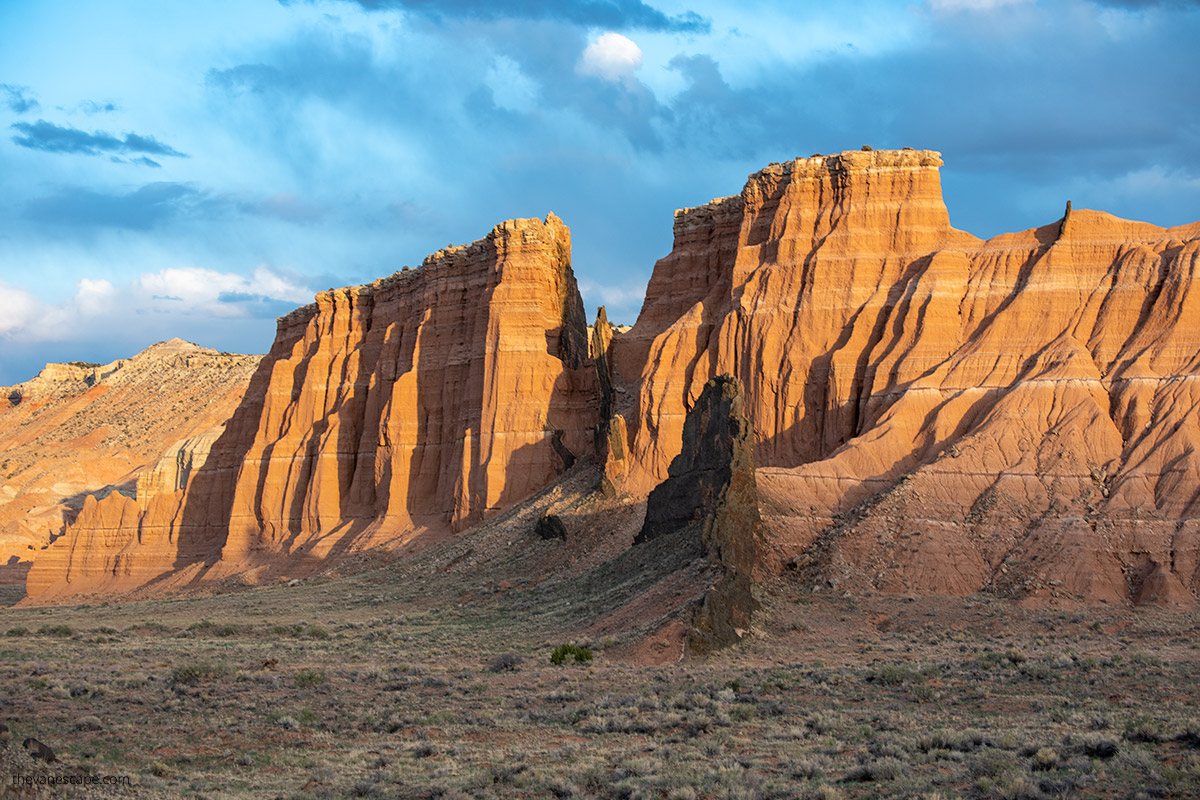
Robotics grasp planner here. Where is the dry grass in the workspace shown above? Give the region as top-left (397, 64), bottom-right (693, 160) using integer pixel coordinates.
top-left (2, 563), bottom-right (1199, 799)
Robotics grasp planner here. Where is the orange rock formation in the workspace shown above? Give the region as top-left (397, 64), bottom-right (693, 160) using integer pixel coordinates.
top-left (610, 149), bottom-right (1200, 607)
top-left (25, 215), bottom-right (600, 601)
top-left (22, 150), bottom-right (1200, 609)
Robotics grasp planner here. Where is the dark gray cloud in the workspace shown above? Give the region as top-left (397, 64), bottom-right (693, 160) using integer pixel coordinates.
top-left (1, 84), bottom-right (39, 114)
top-left (10, 120), bottom-right (187, 159)
top-left (23, 183), bottom-right (211, 230)
top-left (290, 0), bottom-right (709, 32)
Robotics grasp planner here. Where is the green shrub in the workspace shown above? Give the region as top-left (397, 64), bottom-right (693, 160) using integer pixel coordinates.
top-left (6, 627), bottom-right (28, 637)
top-left (550, 644), bottom-right (593, 666)
top-left (294, 669), bottom-right (328, 688)
top-left (170, 660), bottom-right (231, 686)
top-left (37, 624), bottom-right (72, 637)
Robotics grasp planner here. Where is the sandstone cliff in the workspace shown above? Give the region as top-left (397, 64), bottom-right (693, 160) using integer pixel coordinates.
top-left (25, 215), bottom-right (601, 601)
top-left (0, 341), bottom-right (258, 593)
top-left (613, 149), bottom-right (1200, 607)
top-left (22, 149), bottom-right (1200, 612)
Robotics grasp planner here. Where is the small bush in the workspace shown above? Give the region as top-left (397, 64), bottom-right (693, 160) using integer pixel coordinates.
top-left (843, 757), bottom-right (906, 782)
top-left (1031, 748), bottom-right (1058, 770)
top-left (1080, 734), bottom-right (1119, 759)
top-left (1124, 716), bottom-right (1165, 743)
top-left (487, 653), bottom-right (523, 673)
top-left (38, 624), bottom-right (73, 637)
top-left (170, 660), bottom-right (230, 686)
top-left (550, 644), bottom-right (593, 666)
top-left (75, 715), bottom-right (103, 732)
top-left (6, 627), bottom-right (28, 637)
top-left (294, 670), bottom-right (328, 688)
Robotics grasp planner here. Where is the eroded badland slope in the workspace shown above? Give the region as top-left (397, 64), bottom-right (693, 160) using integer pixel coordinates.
top-left (0, 340), bottom-right (258, 598)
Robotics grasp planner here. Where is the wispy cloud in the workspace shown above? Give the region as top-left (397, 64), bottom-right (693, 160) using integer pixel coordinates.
top-left (1, 84), bottom-right (40, 114)
top-left (77, 100), bottom-right (119, 115)
top-left (22, 183), bottom-right (211, 231)
top-left (10, 120), bottom-right (187, 160)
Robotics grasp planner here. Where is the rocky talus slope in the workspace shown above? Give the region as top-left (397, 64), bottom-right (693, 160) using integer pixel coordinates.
top-left (0, 340), bottom-right (258, 590)
top-left (22, 149), bottom-right (1200, 614)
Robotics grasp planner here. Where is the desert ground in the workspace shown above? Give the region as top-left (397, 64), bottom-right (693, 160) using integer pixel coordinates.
top-left (3, 539), bottom-right (1199, 800)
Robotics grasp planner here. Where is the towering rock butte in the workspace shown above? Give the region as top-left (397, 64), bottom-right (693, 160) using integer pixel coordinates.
top-left (611, 148), bottom-right (1200, 607)
top-left (25, 214), bottom-right (601, 601)
top-left (22, 148), bottom-right (1200, 612)
top-left (0, 340), bottom-right (258, 591)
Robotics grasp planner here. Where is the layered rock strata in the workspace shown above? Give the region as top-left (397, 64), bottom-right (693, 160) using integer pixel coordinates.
top-left (22, 148), bottom-right (1200, 610)
top-left (26, 215), bottom-right (601, 601)
top-left (614, 149), bottom-right (1200, 606)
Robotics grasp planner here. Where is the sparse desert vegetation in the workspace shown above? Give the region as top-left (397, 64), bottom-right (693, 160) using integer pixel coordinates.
top-left (3, 566), bottom-right (1199, 799)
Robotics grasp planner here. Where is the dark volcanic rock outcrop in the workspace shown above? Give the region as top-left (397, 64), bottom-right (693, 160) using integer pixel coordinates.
top-left (638, 375), bottom-right (760, 653)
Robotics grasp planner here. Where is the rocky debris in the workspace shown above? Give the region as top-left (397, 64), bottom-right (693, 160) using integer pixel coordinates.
top-left (21, 737), bottom-right (55, 763)
top-left (637, 376), bottom-right (760, 654)
top-left (534, 514), bottom-right (568, 541)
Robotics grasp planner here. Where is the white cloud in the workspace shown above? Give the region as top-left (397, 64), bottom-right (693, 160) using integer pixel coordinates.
top-left (578, 32), bottom-right (643, 81)
top-left (0, 283), bottom-right (45, 336)
top-left (577, 276), bottom-right (648, 325)
top-left (0, 266), bottom-right (311, 343)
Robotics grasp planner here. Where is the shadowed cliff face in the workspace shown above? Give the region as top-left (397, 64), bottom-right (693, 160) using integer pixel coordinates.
top-left (25, 214), bottom-right (601, 602)
top-left (636, 375), bottom-right (760, 654)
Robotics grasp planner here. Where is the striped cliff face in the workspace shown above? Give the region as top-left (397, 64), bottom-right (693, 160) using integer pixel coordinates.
top-left (24, 215), bottom-right (601, 602)
top-left (608, 149), bottom-right (1200, 606)
top-left (22, 149), bottom-right (1200, 610)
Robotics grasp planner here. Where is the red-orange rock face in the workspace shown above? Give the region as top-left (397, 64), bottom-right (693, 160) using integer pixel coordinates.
top-left (23, 150), bottom-right (1200, 609)
top-left (25, 214), bottom-right (600, 602)
top-left (612, 149), bottom-right (1200, 606)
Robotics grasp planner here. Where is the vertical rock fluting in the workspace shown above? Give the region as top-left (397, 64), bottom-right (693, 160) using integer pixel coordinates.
top-left (25, 214), bottom-right (601, 601)
top-left (612, 150), bottom-right (974, 492)
top-left (613, 149), bottom-right (1200, 606)
top-left (20, 148), bottom-right (1200, 610)
top-left (637, 375), bottom-right (760, 653)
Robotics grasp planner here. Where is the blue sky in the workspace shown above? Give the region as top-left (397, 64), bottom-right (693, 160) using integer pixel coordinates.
top-left (1, 0), bottom-right (1197, 384)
